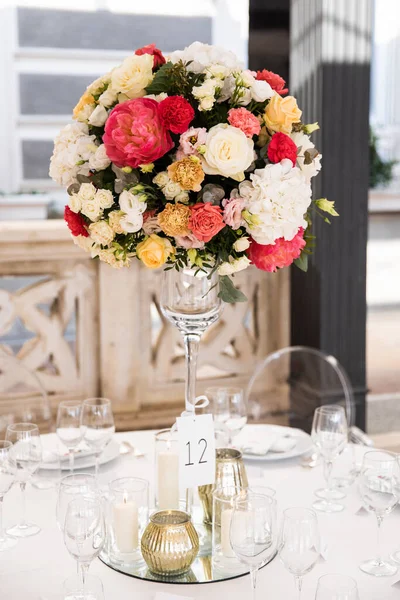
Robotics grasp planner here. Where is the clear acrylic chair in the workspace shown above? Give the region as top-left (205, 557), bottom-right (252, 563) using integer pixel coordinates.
top-left (0, 349), bottom-right (52, 437)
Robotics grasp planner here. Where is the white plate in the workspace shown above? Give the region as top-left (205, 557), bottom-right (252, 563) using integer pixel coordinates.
top-left (238, 424), bottom-right (313, 462)
top-left (41, 435), bottom-right (120, 470)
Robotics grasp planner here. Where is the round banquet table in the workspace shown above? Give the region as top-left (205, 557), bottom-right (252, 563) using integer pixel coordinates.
top-left (1, 430), bottom-right (399, 600)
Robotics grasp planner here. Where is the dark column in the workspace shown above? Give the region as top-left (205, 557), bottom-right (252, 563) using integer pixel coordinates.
top-left (289, 0), bottom-right (373, 429)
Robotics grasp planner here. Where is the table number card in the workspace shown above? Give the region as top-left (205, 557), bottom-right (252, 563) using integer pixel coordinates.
top-left (176, 413), bottom-right (216, 489)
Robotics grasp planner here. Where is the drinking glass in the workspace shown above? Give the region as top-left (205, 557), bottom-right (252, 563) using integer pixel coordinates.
top-left (56, 401), bottom-right (83, 473)
top-left (230, 492), bottom-right (277, 600)
top-left (57, 473), bottom-right (98, 532)
top-left (6, 423), bottom-right (42, 537)
top-left (0, 441), bottom-right (17, 550)
top-left (315, 574), bottom-right (359, 600)
top-left (63, 573), bottom-right (105, 600)
top-left (311, 405), bottom-right (348, 512)
top-left (358, 450), bottom-right (399, 577)
top-left (64, 497), bottom-right (105, 597)
top-left (278, 507), bottom-right (320, 599)
top-left (81, 398), bottom-right (115, 478)
top-left (206, 387), bottom-right (247, 445)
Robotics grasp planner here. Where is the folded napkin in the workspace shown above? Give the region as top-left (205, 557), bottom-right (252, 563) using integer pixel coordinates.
top-left (237, 426), bottom-right (298, 456)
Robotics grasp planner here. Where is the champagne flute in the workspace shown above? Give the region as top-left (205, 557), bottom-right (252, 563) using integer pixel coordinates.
top-left (56, 401), bottom-right (83, 473)
top-left (0, 441), bottom-right (17, 550)
top-left (81, 398), bottom-right (115, 479)
top-left (6, 423), bottom-right (42, 537)
top-left (358, 450), bottom-right (399, 577)
top-left (64, 497), bottom-right (105, 597)
top-left (230, 492), bottom-right (277, 600)
top-left (311, 405), bottom-right (348, 512)
top-left (63, 573), bottom-right (105, 600)
top-left (279, 507), bottom-right (320, 599)
top-left (315, 574), bottom-right (359, 599)
top-left (56, 473), bottom-right (98, 532)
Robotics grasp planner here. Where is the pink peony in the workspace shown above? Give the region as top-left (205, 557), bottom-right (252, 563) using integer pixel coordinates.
top-left (103, 98), bottom-right (173, 168)
top-left (176, 127), bottom-right (207, 160)
top-left (175, 232), bottom-right (205, 249)
top-left (227, 107), bottom-right (261, 138)
top-left (222, 196), bottom-right (246, 230)
top-left (247, 228), bottom-right (305, 272)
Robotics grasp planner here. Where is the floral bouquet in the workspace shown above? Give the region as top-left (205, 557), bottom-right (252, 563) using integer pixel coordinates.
top-left (50, 41), bottom-right (337, 302)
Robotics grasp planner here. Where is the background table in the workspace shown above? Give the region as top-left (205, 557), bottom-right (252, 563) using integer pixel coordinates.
top-left (1, 430), bottom-right (399, 599)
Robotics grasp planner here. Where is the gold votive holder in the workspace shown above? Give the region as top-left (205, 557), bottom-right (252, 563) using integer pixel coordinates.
top-left (198, 448), bottom-right (248, 524)
top-left (141, 510), bottom-right (199, 576)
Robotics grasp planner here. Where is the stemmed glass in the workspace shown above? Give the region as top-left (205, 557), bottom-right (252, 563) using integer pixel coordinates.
top-left (57, 473), bottom-right (98, 532)
top-left (206, 387), bottom-right (247, 446)
top-left (278, 507), bottom-right (320, 599)
top-left (0, 441), bottom-right (17, 550)
top-left (358, 450), bottom-right (399, 577)
top-left (230, 492), bottom-right (277, 600)
top-left (311, 405), bottom-right (348, 512)
top-left (315, 574), bottom-right (359, 599)
top-left (6, 423), bottom-right (42, 537)
top-left (56, 401), bottom-right (83, 473)
top-left (63, 574), bottom-right (105, 600)
top-left (81, 398), bottom-right (115, 478)
top-left (63, 497), bottom-right (105, 597)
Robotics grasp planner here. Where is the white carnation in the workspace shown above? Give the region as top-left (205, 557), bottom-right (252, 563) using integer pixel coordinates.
top-left (89, 144), bottom-right (111, 171)
top-left (88, 104), bottom-right (108, 127)
top-left (290, 131), bottom-right (322, 181)
top-left (96, 189), bottom-right (114, 210)
top-left (241, 159), bottom-right (312, 245)
top-left (168, 42), bottom-right (243, 74)
top-left (89, 221), bottom-right (115, 246)
top-left (49, 122), bottom-right (97, 187)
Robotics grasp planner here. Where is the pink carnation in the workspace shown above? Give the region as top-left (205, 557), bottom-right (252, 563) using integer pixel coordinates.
top-left (247, 228), bottom-right (305, 272)
top-left (222, 196), bottom-right (246, 230)
top-left (176, 127), bottom-right (207, 160)
top-left (103, 98), bottom-right (173, 168)
top-left (175, 232), bottom-right (205, 250)
top-left (227, 108), bottom-right (261, 138)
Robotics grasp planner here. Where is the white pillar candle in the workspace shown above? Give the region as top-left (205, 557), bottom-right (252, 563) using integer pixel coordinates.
top-left (221, 508), bottom-right (236, 558)
top-left (157, 450), bottom-right (180, 509)
top-left (112, 496), bottom-right (139, 553)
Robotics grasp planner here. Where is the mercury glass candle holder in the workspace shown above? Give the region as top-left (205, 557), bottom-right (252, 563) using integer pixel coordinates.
top-left (141, 510), bottom-right (199, 576)
top-left (107, 477), bottom-right (149, 565)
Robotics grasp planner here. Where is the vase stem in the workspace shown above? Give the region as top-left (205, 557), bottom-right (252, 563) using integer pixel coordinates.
top-left (183, 333), bottom-right (201, 413)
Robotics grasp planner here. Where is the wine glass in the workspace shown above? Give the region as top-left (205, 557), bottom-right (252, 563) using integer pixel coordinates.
top-left (57, 473), bottom-right (98, 532)
top-left (390, 455), bottom-right (400, 565)
top-left (6, 423), bottom-right (42, 537)
top-left (358, 450), bottom-right (399, 577)
top-left (64, 497), bottom-right (105, 597)
top-left (0, 441), bottom-right (17, 550)
top-left (56, 401), bottom-right (83, 473)
top-left (311, 405), bottom-right (348, 512)
top-left (230, 492), bottom-right (277, 600)
top-left (63, 573), bottom-right (105, 600)
top-left (278, 507), bottom-right (320, 599)
top-left (315, 574), bottom-right (359, 599)
top-left (81, 398), bottom-right (115, 478)
top-left (206, 387), bottom-right (247, 446)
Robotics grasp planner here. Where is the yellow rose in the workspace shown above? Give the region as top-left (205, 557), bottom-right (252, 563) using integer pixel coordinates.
top-left (73, 90), bottom-right (95, 121)
top-left (110, 54), bottom-right (153, 99)
top-left (264, 95), bottom-right (302, 134)
top-left (136, 234), bottom-right (174, 269)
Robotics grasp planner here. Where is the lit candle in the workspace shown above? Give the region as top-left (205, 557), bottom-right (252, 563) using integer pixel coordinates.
top-left (112, 492), bottom-right (139, 553)
top-left (157, 446), bottom-right (180, 509)
top-left (221, 508), bottom-right (236, 557)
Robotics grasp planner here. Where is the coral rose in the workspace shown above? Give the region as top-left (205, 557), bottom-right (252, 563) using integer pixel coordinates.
top-left (264, 95), bottom-right (302, 135)
top-left (158, 96), bottom-right (195, 134)
top-left (135, 43), bottom-right (166, 69)
top-left (168, 157), bottom-right (205, 192)
top-left (157, 203), bottom-right (191, 236)
top-left (256, 70), bottom-right (288, 95)
top-left (189, 203), bottom-right (225, 243)
top-left (64, 205), bottom-right (89, 237)
top-left (227, 108), bottom-right (261, 138)
top-left (247, 228), bottom-right (305, 272)
top-left (103, 98), bottom-right (173, 168)
top-left (136, 234), bottom-right (174, 269)
top-left (267, 132), bottom-right (298, 166)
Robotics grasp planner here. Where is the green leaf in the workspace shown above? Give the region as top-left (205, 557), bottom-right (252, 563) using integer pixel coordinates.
top-left (145, 62), bottom-right (174, 95)
top-left (218, 276), bottom-right (247, 303)
top-left (294, 253), bottom-right (308, 272)
top-left (303, 148), bottom-right (319, 165)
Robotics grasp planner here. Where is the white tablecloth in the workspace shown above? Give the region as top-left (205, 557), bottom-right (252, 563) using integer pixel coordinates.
top-left (1, 430), bottom-right (399, 600)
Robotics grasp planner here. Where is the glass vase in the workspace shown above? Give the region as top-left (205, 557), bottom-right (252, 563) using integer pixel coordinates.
top-left (160, 267), bottom-right (222, 414)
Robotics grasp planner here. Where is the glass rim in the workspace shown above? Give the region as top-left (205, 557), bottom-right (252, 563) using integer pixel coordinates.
top-left (109, 476), bottom-right (149, 493)
top-left (6, 422), bottom-right (39, 433)
top-left (150, 509), bottom-right (191, 526)
top-left (154, 428), bottom-right (178, 442)
top-left (58, 400), bottom-right (82, 408)
top-left (83, 397), bottom-right (112, 406)
top-left (216, 447), bottom-right (242, 461)
top-left (363, 450), bottom-right (398, 463)
top-left (314, 405), bottom-right (346, 414)
top-left (205, 386), bottom-right (244, 395)
top-left (59, 472), bottom-right (97, 488)
top-left (233, 491), bottom-right (277, 508)
top-left (0, 440), bottom-right (12, 449)
top-left (317, 573), bottom-right (357, 590)
top-left (248, 485), bottom-right (276, 497)
top-left (283, 507), bottom-right (317, 521)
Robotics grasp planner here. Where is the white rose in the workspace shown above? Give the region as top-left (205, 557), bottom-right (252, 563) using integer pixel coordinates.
top-left (144, 93), bottom-right (168, 102)
top-left (199, 96), bottom-right (215, 111)
top-left (250, 79), bottom-right (274, 102)
top-left (120, 212), bottom-right (144, 233)
top-left (89, 144), bottom-right (111, 171)
top-left (202, 124), bottom-right (254, 181)
top-left (81, 197), bottom-right (102, 222)
top-left (88, 105), bottom-right (108, 127)
top-left (78, 183), bottom-right (96, 202)
top-left (88, 221), bottom-right (115, 246)
top-left (110, 54), bottom-right (153, 99)
top-left (98, 86), bottom-right (118, 107)
top-left (162, 180), bottom-right (182, 200)
top-left (218, 261), bottom-right (235, 276)
top-left (219, 255), bottom-right (250, 275)
top-left (153, 171), bottom-right (170, 187)
top-left (73, 234), bottom-right (99, 257)
top-left (119, 189), bottom-right (147, 214)
top-left (96, 189), bottom-right (114, 210)
top-left (233, 237), bottom-right (250, 252)
top-left (69, 193), bottom-right (81, 213)
top-left (175, 191), bottom-right (190, 204)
